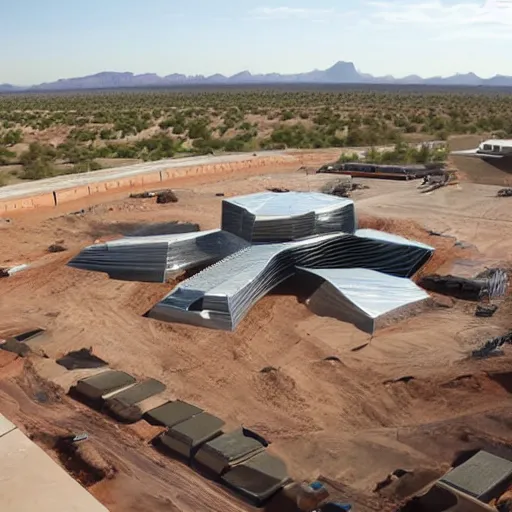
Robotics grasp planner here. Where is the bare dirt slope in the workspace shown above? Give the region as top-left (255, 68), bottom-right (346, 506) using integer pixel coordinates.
top-left (1, 164), bottom-right (512, 510)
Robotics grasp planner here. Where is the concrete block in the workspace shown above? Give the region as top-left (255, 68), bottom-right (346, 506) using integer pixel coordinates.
top-left (105, 378), bottom-right (166, 422)
top-left (440, 450), bottom-right (512, 501)
top-left (194, 428), bottom-right (266, 475)
top-left (144, 400), bottom-right (203, 428)
top-left (160, 412), bottom-right (225, 459)
top-left (74, 370), bottom-right (136, 401)
top-left (221, 451), bottom-right (291, 505)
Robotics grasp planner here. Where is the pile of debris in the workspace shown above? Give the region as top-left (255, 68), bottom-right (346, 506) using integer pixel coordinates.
top-left (419, 268), bottom-right (508, 301)
top-left (472, 331), bottom-right (512, 359)
top-left (266, 187), bottom-right (290, 193)
top-left (130, 189), bottom-right (178, 203)
top-left (475, 304), bottom-right (498, 317)
top-left (497, 188), bottom-right (512, 197)
top-left (321, 179), bottom-right (369, 198)
top-left (0, 263), bottom-right (29, 278)
top-left (156, 190), bottom-right (178, 204)
top-left (417, 171), bottom-right (456, 193)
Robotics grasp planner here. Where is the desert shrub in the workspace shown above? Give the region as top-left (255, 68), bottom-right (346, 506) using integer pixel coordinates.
top-left (19, 160), bottom-right (56, 180)
top-left (69, 128), bottom-right (97, 142)
top-left (280, 110), bottom-right (295, 121)
top-left (72, 160), bottom-right (102, 173)
top-left (187, 119), bottom-right (211, 139)
top-left (2, 129), bottom-right (23, 146)
top-left (19, 143), bottom-right (58, 179)
top-left (99, 128), bottom-right (116, 140)
top-left (0, 146), bottom-right (15, 165)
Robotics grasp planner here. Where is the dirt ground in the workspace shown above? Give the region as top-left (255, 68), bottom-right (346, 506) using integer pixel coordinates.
top-left (1, 158), bottom-right (512, 511)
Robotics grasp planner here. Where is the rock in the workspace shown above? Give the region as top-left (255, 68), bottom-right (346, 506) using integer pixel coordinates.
top-left (156, 190), bottom-right (178, 204)
top-left (48, 244), bottom-right (67, 253)
top-left (432, 295), bottom-right (455, 308)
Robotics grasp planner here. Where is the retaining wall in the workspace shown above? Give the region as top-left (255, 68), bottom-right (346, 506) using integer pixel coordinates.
top-left (0, 155), bottom-right (295, 214)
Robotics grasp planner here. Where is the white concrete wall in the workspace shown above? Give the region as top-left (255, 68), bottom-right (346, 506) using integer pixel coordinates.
top-left (0, 414), bottom-right (108, 512)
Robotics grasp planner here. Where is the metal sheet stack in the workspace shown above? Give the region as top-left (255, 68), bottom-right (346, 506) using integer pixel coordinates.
top-left (68, 229), bottom-right (250, 282)
top-left (299, 267), bottom-right (429, 334)
top-left (221, 191), bottom-right (356, 242)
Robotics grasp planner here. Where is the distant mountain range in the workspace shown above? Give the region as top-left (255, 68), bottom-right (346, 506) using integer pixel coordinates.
top-left (2, 61), bottom-right (512, 92)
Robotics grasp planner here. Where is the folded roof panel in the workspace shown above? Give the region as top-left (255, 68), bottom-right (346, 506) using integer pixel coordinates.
top-left (299, 268), bottom-right (429, 333)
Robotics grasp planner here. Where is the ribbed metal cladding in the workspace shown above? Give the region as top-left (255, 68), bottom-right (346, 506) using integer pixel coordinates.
top-left (221, 191), bottom-right (356, 242)
top-left (67, 191), bottom-right (435, 332)
top-left (148, 231), bottom-right (434, 331)
top-left (68, 230), bottom-right (250, 283)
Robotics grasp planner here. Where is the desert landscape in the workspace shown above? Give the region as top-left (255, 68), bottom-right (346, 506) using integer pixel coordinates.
top-left (2, 85), bottom-right (511, 186)
top-left (1, 139), bottom-right (512, 511)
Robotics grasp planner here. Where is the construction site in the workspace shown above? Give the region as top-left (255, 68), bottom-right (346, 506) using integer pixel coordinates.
top-left (2, 137), bottom-right (512, 512)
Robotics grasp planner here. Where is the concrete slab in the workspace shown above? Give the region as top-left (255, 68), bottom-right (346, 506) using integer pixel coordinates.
top-left (106, 378), bottom-right (166, 406)
top-left (144, 400), bottom-right (203, 427)
top-left (109, 394), bottom-right (170, 424)
top-left (160, 412), bottom-right (225, 459)
top-left (105, 378), bottom-right (166, 422)
top-left (440, 450), bottom-right (512, 501)
top-left (74, 370), bottom-right (136, 400)
top-left (0, 413), bottom-right (16, 438)
top-left (0, 428), bottom-right (108, 511)
top-left (194, 428), bottom-right (266, 475)
top-left (221, 451), bottom-right (291, 505)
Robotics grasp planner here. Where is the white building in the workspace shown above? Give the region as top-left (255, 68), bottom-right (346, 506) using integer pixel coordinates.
top-left (451, 139), bottom-right (512, 159)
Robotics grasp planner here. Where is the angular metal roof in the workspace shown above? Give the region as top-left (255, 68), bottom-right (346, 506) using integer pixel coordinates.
top-left (149, 232), bottom-right (434, 331)
top-left (69, 191), bottom-right (435, 332)
top-left (300, 268), bottom-right (429, 319)
top-left (224, 191), bottom-right (353, 217)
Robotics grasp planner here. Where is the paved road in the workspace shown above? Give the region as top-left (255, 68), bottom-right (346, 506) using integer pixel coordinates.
top-left (0, 151), bottom-right (287, 201)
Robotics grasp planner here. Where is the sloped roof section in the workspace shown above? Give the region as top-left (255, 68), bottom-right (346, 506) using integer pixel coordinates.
top-left (300, 268), bottom-right (429, 333)
top-left (68, 229), bottom-right (250, 282)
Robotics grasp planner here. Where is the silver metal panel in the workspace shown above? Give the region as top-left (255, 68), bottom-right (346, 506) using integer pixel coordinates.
top-left (300, 268), bottom-right (429, 318)
top-left (299, 268), bottom-right (429, 333)
top-left (222, 191), bottom-right (356, 242)
top-left (355, 229), bottom-right (434, 251)
top-left (149, 232), bottom-right (434, 331)
top-left (68, 229), bottom-right (250, 282)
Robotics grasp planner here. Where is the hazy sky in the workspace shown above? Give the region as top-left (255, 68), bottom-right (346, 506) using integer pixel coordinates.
top-left (2, 0), bottom-right (512, 84)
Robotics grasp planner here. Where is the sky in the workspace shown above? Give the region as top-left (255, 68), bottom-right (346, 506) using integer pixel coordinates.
top-left (2, 0), bottom-right (512, 84)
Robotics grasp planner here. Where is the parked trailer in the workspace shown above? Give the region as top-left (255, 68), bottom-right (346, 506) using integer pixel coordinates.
top-left (317, 162), bottom-right (442, 180)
